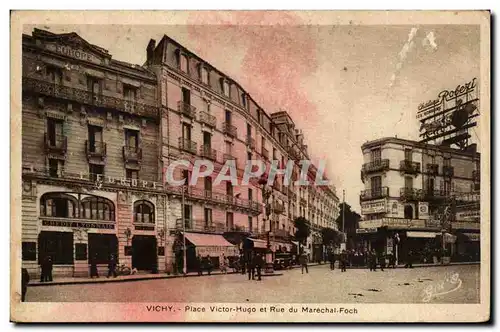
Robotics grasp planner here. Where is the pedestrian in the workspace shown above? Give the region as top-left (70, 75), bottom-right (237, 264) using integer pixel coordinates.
top-left (45, 256), bottom-right (53, 282)
top-left (388, 253), bottom-right (396, 268)
top-left (378, 251), bottom-right (386, 271)
top-left (239, 253), bottom-right (246, 275)
top-left (196, 255), bottom-right (203, 276)
top-left (405, 250), bottom-right (414, 268)
top-left (255, 253), bottom-right (263, 281)
top-left (205, 255), bottom-right (213, 275)
top-left (300, 253), bottom-right (309, 274)
top-left (90, 253), bottom-right (99, 278)
top-left (107, 254), bottom-right (117, 278)
top-left (21, 268), bottom-right (30, 302)
top-left (39, 255), bottom-right (46, 282)
top-left (220, 254), bottom-right (228, 274)
top-left (369, 249), bottom-right (377, 271)
top-left (340, 250), bottom-right (348, 272)
top-left (329, 251), bottom-right (335, 270)
top-left (248, 253), bottom-right (256, 280)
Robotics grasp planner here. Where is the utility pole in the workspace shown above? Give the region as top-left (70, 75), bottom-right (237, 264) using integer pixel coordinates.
top-left (182, 185), bottom-right (187, 276)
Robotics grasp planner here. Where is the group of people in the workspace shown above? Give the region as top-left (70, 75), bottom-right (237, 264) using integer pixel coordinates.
top-left (326, 249), bottom-right (402, 272)
top-left (195, 255), bottom-right (215, 276)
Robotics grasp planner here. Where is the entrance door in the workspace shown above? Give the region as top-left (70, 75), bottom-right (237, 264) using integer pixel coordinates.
top-left (132, 235), bottom-right (158, 271)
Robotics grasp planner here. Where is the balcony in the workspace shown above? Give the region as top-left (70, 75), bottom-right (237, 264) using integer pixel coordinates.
top-left (177, 101), bottom-right (197, 118)
top-left (423, 189), bottom-right (449, 201)
top-left (246, 136), bottom-right (256, 150)
top-left (85, 141), bottom-right (107, 160)
top-left (360, 187), bottom-right (389, 201)
top-left (175, 219), bottom-right (227, 233)
top-left (400, 187), bottom-right (423, 201)
top-left (199, 145), bottom-right (217, 161)
top-left (262, 147), bottom-right (269, 160)
top-left (300, 197), bottom-right (307, 206)
top-left (44, 133), bottom-right (67, 156)
top-left (272, 202), bottom-right (285, 214)
top-left (122, 145), bottom-right (143, 163)
top-left (399, 160), bottom-right (421, 174)
top-left (23, 77), bottom-right (158, 118)
top-left (178, 137), bottom-right (197, 154)
top-left (222, 122), bottom-right (237, 138)
top-left (425, 163), bottom-right (439, 176)
top-left (199, 111), bottom-right (216, 128)
top-left (223, 153), bottom-right (237, 164)
top-left (287, 146), bottom-right (300, 161)
top-left (361, 159), bottom-right (389, 174)
top-left (443, 166), bottom-right (454, 178)
top-left (274, 228), bottom-right (291, 240)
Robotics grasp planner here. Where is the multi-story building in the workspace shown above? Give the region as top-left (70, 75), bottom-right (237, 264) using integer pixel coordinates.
top-left (358, 137), bottom-right (480, 262)
top-left (21, 29), bottom-right (161, 277)
top-left (145, 35), bottom-right (339, 270)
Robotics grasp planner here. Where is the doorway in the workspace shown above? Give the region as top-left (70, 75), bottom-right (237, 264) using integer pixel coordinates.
top-left (404, 205), bottom-right (414, 219)
top-left (132, 235), bottom-right (158, 271)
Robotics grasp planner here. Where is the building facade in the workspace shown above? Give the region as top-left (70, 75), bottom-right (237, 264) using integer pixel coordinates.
top-left (21, 29), bottom-right (162, 277)
top-left (358, 137), bottom-right (480, 262)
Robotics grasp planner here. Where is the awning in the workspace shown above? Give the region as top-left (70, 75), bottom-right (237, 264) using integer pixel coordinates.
top-left (182, 232), bottom-right (239, 257)
top-left (407, 231), bottom-right (440, 238)
top-left (247, 238), bottom-right (268, 249)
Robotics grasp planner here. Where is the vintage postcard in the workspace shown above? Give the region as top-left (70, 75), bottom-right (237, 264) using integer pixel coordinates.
top-left (10, 10), bottom-right (490, 323)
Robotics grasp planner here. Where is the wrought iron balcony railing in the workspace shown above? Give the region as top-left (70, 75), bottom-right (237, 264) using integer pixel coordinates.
top-left (23, 77), bottom-right (158, 118)
top-left (360, 187), bottom-right (389, 201)
top-left (175, 219), bottom-right (227, 233)
top-left (272, 202), bottom-right (285, 214)
top-left (122, 145), bottom-right (143, 163)
top-left (422, 189), bottom-right (450, 200)
top-left (200, 145), bottom-right (217, 161)
top-left (361, 159), bottom-right (390, 174)
top-left (177, 101), bottom-right (197, 118)
top-left (85, 141), bottom-right (107, 160)
top-left (426, 163), bottom-right (439, 175)
top-left (199, 111), bottom-right (216, 127)
top-left (44, 133), bottom-right (67, 155)
top-left (400, 187), bottom-right (423, 201)
top-left (443, 166), bottom-right (455, 178)
top-left (222, 122), bottom-right (237, 138)
top-left (178, 137), bottom-right (197, 154)
top-left (399, 160), bottom-right (421, 174)
top-left (246, 136), bottom-right (256, 150)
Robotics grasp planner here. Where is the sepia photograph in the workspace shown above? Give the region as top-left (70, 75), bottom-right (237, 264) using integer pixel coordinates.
top-left (10, 10), bottom-right (490, 323)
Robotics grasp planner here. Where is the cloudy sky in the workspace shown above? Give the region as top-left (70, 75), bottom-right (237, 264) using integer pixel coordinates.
top-left (24, 12), bottom-right (481, 212)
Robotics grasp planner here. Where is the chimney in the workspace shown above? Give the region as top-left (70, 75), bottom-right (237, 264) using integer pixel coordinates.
top-left (146, 39), bottom-right (156, 65)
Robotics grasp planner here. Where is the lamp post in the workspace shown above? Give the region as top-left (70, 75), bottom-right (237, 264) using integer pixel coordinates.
top-left (181, 185), bottom-right (187, 276)
top-left (258, 174), bottom-right (274, 274)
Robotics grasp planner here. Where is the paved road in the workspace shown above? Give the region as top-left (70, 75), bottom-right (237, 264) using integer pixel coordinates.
top-left (26, 264), bottom-right (480, 303)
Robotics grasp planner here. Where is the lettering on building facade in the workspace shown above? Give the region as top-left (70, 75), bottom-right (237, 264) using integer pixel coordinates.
top-left (42, 219), bottom-right (115, 229)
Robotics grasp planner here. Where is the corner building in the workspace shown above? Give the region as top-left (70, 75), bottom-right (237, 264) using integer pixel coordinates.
top-left (21, 29), bottom-right (163, 277)
top-left (358, 137), bottom-right (480, 263)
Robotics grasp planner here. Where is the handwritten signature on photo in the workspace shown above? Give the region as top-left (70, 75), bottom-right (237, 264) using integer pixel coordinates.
top-left (422, 272), bottom-right (462, 303)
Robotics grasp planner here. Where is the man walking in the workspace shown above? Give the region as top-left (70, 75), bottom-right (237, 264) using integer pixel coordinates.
top-left (300, 253), bottom-right (309, 274)
top-left (248, 253), bottom-right (255, 280)
top-left (340, 250), bottom-right (348, 272)
top-left (107, 254), bottom-right (117, 278)
top-left (369, 249), bottom-right (377, 271)
top-left (329, 251), bottom-right (336, 270)
top-left (378, 251), bottom-right (386, 271)
top-left (255, 253), bottom-right (263, 281)
top-left (90, 253), bottom-right (99, 278)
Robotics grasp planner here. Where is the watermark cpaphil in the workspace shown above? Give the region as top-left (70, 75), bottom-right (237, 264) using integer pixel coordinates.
top-left (162, 158), bottom-right (330, 187)
top-left (421, 272), bottom-right (462, 303)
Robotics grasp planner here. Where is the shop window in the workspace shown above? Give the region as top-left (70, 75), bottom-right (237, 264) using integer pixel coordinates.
top-left (134, 200), bottom-right (155, 223)
top-left (40, 193), bottom-right (77, 218)
top-left (88, 233), bottom-right (118, 264)
top-left (38, 231), bottom-right (74, 265)
top-left (80, 196), bottom-right (115, 221)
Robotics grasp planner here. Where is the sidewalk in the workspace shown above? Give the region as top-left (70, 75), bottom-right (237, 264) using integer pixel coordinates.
top-left (28, 261), bottom-right (478, 287)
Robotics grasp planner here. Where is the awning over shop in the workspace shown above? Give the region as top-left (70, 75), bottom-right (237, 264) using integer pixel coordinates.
top-left (246, 238), bottom-right (268, 249)
top-left (182, 232), bottom-right (239, 257)
top-left (407, 231), bottom-right (440, 238)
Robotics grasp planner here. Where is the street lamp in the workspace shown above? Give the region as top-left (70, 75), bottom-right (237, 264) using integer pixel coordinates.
top-left (258, 174), bottom-right (274, 274)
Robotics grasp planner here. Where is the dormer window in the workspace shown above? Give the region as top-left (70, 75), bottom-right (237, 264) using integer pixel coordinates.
top-left (201, 66), bottom-right (209, 85)
top-left (241, 93), bottom-right (247, 108)
top-left (220, 78), bottom-right (230, 97)
top-left (180, 54), bottom-right (189, 73)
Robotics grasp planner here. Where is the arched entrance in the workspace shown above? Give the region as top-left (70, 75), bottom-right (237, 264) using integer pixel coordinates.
top-left (404, 205), bottom-right (414, 219)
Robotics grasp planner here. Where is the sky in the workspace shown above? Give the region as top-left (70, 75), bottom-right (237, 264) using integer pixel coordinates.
top-left (23, 13), bottom-right (481, 212)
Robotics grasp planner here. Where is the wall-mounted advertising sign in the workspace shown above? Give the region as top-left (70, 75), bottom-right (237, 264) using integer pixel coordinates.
top-left (361, 199), bottom-right (387, 215)
top-left (418, 202), bottom-right (429, 219)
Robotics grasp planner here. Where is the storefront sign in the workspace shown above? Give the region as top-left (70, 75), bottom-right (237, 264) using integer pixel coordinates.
top-left (452, 221), bottom-right (480, 230)
top-left (425, 219), bottom-right (441, 228)
top-left (384, 218), bottom-right (426, 229)
top-left (356, 228), bottom-right (378, 234)
top-left (361, 199), bottom-right (387, 215)
top-left (196, 246), bottom-right (239, 257)
top-left (418, 202), bottom-right (429, 219)
top-left (42, 219), bottom-right (115, 229)
top-left (358, 219), bottom-right (383, 229)
top-left (456, 210), bottom-right (480, 220)
top-left (47, 44), bottom-right (101, 63)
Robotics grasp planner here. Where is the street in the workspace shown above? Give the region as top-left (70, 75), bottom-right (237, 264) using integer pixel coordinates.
top-left (25, 264), bottom-right (480, 303)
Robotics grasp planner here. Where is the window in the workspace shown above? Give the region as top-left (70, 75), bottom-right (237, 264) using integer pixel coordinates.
top-left (225, 141), bottom-right (232, 155)
top-left (226, 181), bottom-right (233, 196)
top-left (87, 76), bottom-right (102, 97)
top-left (182, 123), bottom-right (192, 142)
top-left (273, 148), bottom-right (277, 160)
top-left (47, 118), bottom-right (64, 147)
top-left (404, 205), bottom-right (414, 219)
top-left (248, 216), bottom-right (253, 232)
top-left (180, 54), bottom-right (189, 72)
top-left (80, 195), bottom-right (115, 221)
top-left (241, 93), bottom-right (247, 108)
top-left (247, 152), bottom-right (252, 161)
top-left (204, 176), bottom-right (212, 196)
top-left (226, 212), bottom-right (234, 229)
top-left (431, 156), bottom-right (436, 164)
top-left (89, 164), bottom-right (104, 182)
top-left (247, 123), bottom-right (252, 138)
top-left (444, 157), bottom-right (451, 167)
top-left (40, 193), bottom-right (77, 218)
top-left (404, 148), bottom-right (413, 162)
top-left (123, 85), bottom-right (137, 101)
top-left (88, 125), bottom-right (103, 153)
top-left (183, 205), bottom-right (192, 226)
top-left (370, 176), bottom-right (382, 195)
top-left (126, 169), bottom-right (138, 180)
top-left (371, 148), bottom-right (381, 162)
top-left (204, 208), bottom-right (212, 226)
top-left (38, 231), bottom-right (74, 265)
top-left (261, 137), bottom-right (266, 152)
top-left (200, 66), bottom-right (209, 84)
top-left (427, 178), bottom-right (435, 193)
top-left (182, 169), bottom-right (190, 185)
top-left (181, 87), bottom-right (191, 105)
top-left (46, 66), bottom-right (63, 84)
top-left (203, 131), bottom-right (211, 147)
top-left (223, 81), bottom-right (230, 96)
top-left (225, 110), bottom-right (232, 123)
top-left (248, 188), bottom-right (253, 201)
top-left (134, 200), bottom-right (155, 223)
top-left (48, 159), bottom-right (64, 178)
top-left (443, 179), bottom-right (452, 195)
top-left (405, 176), bottom-right (413, 189)
top-left (125, 129), bottom-right (139, 150)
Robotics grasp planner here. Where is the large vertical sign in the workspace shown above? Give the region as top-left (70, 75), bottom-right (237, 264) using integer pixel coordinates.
top-left (417, 78), bottom-right (479, 150)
